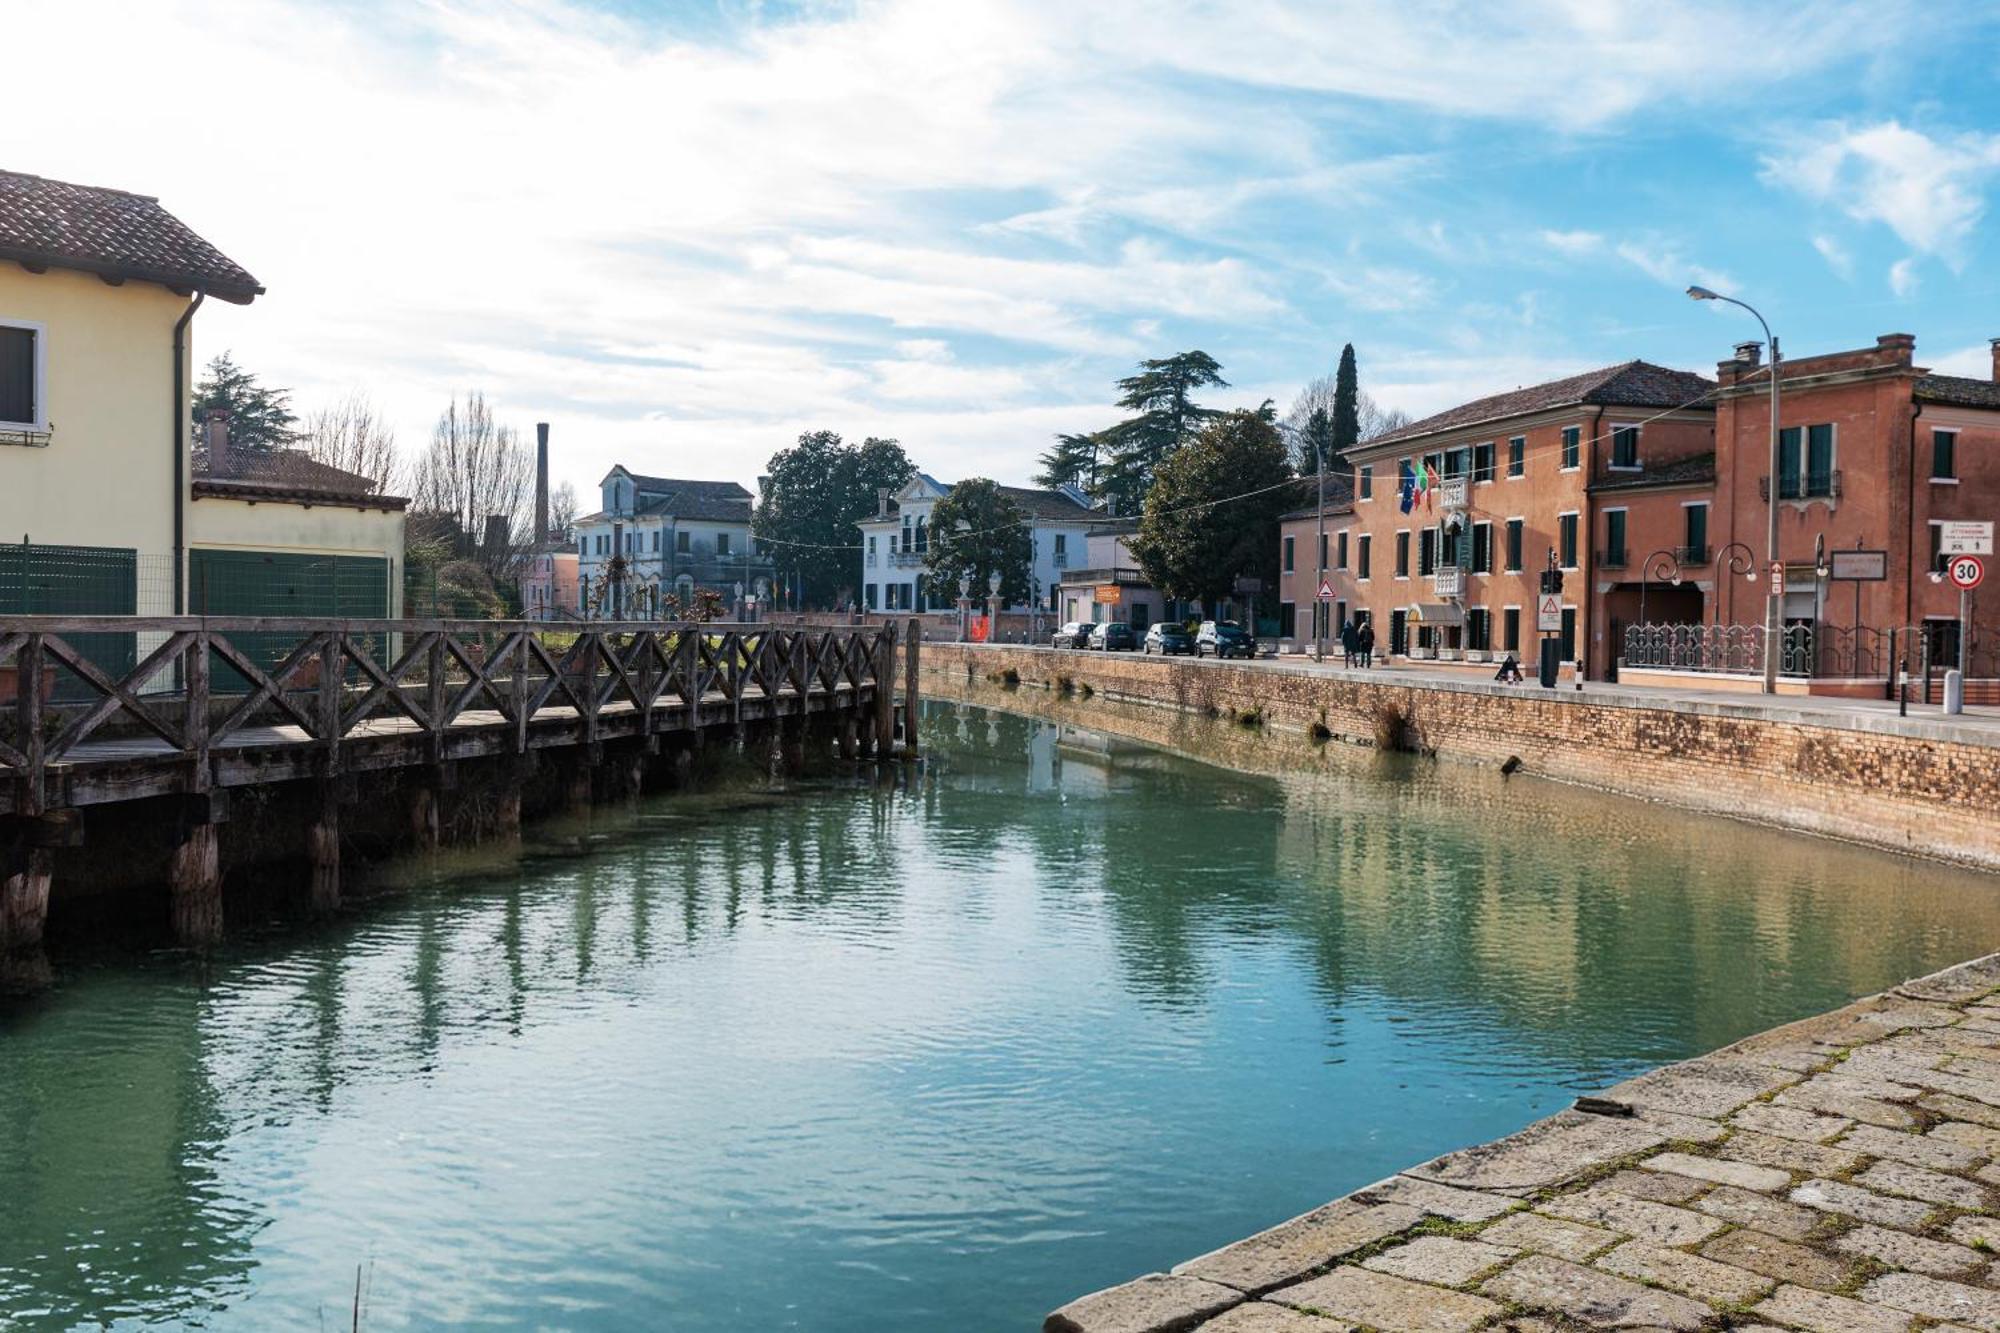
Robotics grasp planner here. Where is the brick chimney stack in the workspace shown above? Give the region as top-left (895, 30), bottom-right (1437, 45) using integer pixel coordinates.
top-left (1733, 341), bottom-right (1762, 369)
top-left (1989, 337), bottom-right (2000, 382)
top-left (534, 422), bottom-right (550, 548)
top-left (204, 409), bottom-right (232, 475)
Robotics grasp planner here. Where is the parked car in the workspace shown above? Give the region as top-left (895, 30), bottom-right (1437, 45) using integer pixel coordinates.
top-left (1196, 620), bottom-right (1256, 659)
top-left (1051, 621), bottom-right (1097, 649)
top-left (1088, 622), bottom-right (1137, 651)
top-left (1142, 623), bottom-right (1195, 656)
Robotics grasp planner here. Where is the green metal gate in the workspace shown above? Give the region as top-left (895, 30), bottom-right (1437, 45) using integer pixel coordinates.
top-left (189, 550), bottom-right (390, 689)
top-left (0, 543), bottom-right (139, 699)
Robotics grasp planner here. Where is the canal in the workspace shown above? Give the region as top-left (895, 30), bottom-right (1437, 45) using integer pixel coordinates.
top-left (3, 698), bottom-right (1998, 1330)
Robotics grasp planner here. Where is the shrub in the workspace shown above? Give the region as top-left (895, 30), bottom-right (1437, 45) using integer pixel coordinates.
top-left (1371, 699), bottom-right (1416, 752)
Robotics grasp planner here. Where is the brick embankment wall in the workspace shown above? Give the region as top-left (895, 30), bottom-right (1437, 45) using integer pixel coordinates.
top-left (919, 643), bottom-right (2000, 871)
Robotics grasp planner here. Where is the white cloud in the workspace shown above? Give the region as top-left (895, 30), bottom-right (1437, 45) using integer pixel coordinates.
top-left (1812, 235), bottom-right (1854, 279)
top-left (1889, 257), bottom-right (1921, 298)
top-left (1537, 230), bottom-right (1732, 294)
top-left (1540, 230), bottom-right (1605, 257)
top-left (1763, 120), bottom-right (2000, 263)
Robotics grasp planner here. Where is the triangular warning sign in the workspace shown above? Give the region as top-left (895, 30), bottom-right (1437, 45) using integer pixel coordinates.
top-left (1317, 579), bottom-right (1336, 600)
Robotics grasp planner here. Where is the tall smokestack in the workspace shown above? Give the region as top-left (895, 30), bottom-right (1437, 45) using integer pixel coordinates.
top-left (535, 422), bottom-right (550, 547)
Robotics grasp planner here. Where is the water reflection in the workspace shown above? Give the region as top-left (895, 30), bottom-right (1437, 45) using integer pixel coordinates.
top-left (0, 699), bottom-right (1996, 1331)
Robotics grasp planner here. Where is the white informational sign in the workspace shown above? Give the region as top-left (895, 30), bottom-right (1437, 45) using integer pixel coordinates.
top-left (1940, 521), bottom-right (1994, 556)
top-left (1948, 554), bottom-right (1985, 591)
top-left (1829, 550), bottom-right (1888, 581)
top-left (1536, 593), bottom-right (1563, 632)
top-left (1316, 578), bottom-right (1336, 602)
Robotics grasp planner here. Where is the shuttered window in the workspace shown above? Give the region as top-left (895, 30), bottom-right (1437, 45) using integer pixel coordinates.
top-left (0, 324), bottom-right (36, 426)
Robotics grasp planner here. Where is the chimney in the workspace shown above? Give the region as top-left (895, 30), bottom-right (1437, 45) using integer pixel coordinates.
top-left (205, 408), bottom-right (232, 475)
top-left (483, 513), bottom-right (509, 554)
top-left (1989, 337), bottom-right (2000, 383)
top-left (1876, 332), bottom-right (1916, 365)
top-left (535, 422), bottom-right (550, 547)
top-left (1733, 341), bottom-right (1762, 369)
top-left (876, 487), bottom-right (890, 518)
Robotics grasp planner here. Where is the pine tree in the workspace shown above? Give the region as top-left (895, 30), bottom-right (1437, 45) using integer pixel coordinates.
top-left (193, 352), bottom-right (299, 452)
top-left (1034, 431), bottom-right (1106, 492)
top-left (1098, 351), bottom-right (1227, 511)
top-left (1331, 343), bottom-right (1361, 463)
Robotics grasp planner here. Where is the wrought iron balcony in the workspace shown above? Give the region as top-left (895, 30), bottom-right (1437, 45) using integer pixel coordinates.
top-left (888, 549), bottom-right (924, 567)
top-left (1759, 471), bottom-right (1842, 501)
top-left (1051, 551), bottom-right (1070, 568)
top-left (1596, 549), bottom-right (1629, 570)
top-left (1676, 544), bottom-right (1711, 565)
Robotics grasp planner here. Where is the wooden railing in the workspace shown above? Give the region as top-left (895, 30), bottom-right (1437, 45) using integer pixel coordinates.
top-left (1, 618), bottom-right (895, 814)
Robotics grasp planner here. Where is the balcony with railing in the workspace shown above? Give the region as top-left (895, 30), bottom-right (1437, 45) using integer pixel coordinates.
top-left (1676, 544), bottom-right (1711, 565)
top-left (888, 549), bottom-right (924, 567)
top-left (1437, 477), bottom-right (1468, 512)
top-left (1760, 471), bottom-right (1842, 501)
top-left (1431, 566), bottom-right (1463, 598)
top-left (1596, 548), bottom-right (1628, 570)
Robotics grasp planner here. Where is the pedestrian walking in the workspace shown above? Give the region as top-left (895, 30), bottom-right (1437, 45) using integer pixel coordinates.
top-left (1356, 621), bottom-right (1375, 669)
top-left (1339, 617), bottom-right (1358, 668)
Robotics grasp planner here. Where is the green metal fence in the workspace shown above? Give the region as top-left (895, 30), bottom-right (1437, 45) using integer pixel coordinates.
top-left (190, 550), bottom-right (391, 689)
top-left (0, 543), bottom-right (140, 700)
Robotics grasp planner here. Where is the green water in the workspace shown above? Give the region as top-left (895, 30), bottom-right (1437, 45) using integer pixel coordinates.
top-left (2, 700), bottom-right (1997, 1331)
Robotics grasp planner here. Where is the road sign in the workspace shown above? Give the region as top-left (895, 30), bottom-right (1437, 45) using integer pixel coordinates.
top-left (1941, 521), bottom-right (1994, 556)
top-left (1094, 584), bottom-right (1122, 605)
top-left (1537, 593), bottom-right (1563, 632)
top-left (1829, 550), bottom-right (1888, 581)
top-left (1316, 578), bottom-right (1336, 601)
top-left (1948, 555), bottom-right (1985, 591)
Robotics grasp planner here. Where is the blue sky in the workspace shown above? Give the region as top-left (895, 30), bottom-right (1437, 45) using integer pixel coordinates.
top-left (13, 0), bottom-right (2000, 498)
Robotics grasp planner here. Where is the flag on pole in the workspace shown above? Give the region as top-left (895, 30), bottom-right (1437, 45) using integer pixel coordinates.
top-left (1398, 463), bottom-right (1415, 514)
top-left (1423, 461), bottom-right (1439, 510)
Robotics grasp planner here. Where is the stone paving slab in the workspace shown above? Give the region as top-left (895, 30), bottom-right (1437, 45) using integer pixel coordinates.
top-left (1265, 1267), bottom-right (1501, 1333)
top-left (1044, 951), bottom-right (2000, 1333)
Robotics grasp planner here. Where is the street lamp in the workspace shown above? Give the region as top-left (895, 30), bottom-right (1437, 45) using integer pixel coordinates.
top-left (1713, 541), bottom-right (1759, 626)
top-left (1638, 549), bottom-right (1684, 628)
top-left (1688, 284), bottom-right (1782, 693)
top-left (1314, 435), bottom-right (1327, 663)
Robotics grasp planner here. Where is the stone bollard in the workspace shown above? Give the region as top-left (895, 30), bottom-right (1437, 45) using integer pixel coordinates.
top-left (1945, 668), bottom-right (1964, 716)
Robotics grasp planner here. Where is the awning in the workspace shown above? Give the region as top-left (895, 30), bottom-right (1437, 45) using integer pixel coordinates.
top-left (1408, 602), bottom-right (1465, 627)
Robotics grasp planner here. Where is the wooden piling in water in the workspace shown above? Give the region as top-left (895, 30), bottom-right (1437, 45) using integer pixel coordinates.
top-left (307, 787), bottom-right (340, 914)
top-left (874, 623), bottom-right (898, 758)
top-left (2, 844), bottom-right (55, 954)
top-left (903, 617), bottom-right (921, 759)
top-left (168, 823), bottom-right (221, 946)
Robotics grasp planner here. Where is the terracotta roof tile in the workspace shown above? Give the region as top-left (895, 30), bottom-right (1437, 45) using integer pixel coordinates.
top-left (1370, 361), bottom-right (1717, 448)
top-left (0, 169), bottom-right (262, 303)
top-left (1915, 374), bottom-right (2000, 410)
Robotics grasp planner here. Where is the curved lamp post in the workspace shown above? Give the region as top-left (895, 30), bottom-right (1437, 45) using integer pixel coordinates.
top-left (1638, 549), bottom-right (1684, 627)
top-left (1713, 540), bottom-right (1759, 626)
top-left (1688, 285), bottom-right (1781, 692)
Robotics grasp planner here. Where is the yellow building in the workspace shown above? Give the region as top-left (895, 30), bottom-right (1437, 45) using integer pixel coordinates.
top-left (0, 168), bottom-right (405, 629)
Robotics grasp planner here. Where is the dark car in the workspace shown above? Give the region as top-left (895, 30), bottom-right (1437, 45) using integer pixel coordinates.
top-left (1088, 622), bottom-right (1136, 651)
top-left (1051, 621), bottom-right (1097, 649)
top-left (1142, 623), bottom-right (1195, 656)
top-left (1196, 620), bottom-right (1256, 659)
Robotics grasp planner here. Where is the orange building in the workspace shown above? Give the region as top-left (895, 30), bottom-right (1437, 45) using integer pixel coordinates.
top-left (1309, 335), bottom-right (2000, 689)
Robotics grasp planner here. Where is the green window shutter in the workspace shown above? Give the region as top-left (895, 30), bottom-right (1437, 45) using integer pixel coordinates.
top-left (1777, 427), bottom-right (1802, 497)
top-left (1806, 424), bottom-right (1834, 494)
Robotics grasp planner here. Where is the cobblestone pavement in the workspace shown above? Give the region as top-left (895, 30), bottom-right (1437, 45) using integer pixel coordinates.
top-left (1045, 953), bottom-right (2000, 1333)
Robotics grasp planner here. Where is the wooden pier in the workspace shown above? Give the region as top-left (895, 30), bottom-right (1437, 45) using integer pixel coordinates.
top-left (1, 616), bottom-right (918, 964)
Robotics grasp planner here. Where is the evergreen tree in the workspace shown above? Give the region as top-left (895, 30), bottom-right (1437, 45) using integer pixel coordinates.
top-left (754, 431), bottom-right (915, 608)
top-left (921, 478), bottom-right (1033, 607)
top-left (1331, 343), bottom-right (1361, 463)
top-left (1034, 431), bottom-right (1107, 492)
top-left (1130, 409), bottom-right (1294, 611)
top-left (193, 352), bottom-right (299, 452)
top-left (1098, 351), bottom-right (1227, 511)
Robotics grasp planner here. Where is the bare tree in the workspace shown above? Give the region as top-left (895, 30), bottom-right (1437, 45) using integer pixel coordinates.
top-left (302, 391), bottom-right (399, 492)
top-left (549, 481), bottom-right (579, 543)
top-left (1281, 374), bottom-right (1409, 470)
top-left (408, 391), bottom-right (534, 575)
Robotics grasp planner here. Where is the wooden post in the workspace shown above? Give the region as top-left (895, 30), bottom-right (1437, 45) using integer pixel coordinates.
top-left (307, 786), bottom-right (340, 914)
top-left (903, 616), bottom-right (921, 759)
top-left (1, 845), bottom-right (54, 954)
top-left (839, 712), bottom-right (859, 761)
top-left (874, 624), bottom-right (897, 758)
top-left (168, 818), bottom-right (222, 946)
top-left (566, 756), bottom-right (594, 814)
top-left (411, 784), bottom-right (440, 852)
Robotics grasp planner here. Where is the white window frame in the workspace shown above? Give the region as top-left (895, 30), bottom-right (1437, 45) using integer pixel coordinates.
top-left (1504, 515), bottom-right (1526, 572)
top-left (1932, 427), bottom-right (1959, 484)
top-left (1559, 425), bottom-right (1581, 473)
top-left (1394, 527), bottom-right (1411, 580)
top-left (1357, 532), bottom-right (1372, 582)
top-left (1358, 464), bottom-right (1374, 501)
top-left (1506, 436), bottom-right (1526, 480)
top-left (1336, 527), bottom-right (1350, 570)
top-left (1607, 422), bottom-right (1642, 472)
top-left (0, 318), bottom-right (47, 432)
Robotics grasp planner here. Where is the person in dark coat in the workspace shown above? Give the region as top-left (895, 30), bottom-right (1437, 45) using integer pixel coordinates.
top-left (1356, 621), bottom-right (1375, 668)
top-left (1338, 617), bottom-right (1358, 667)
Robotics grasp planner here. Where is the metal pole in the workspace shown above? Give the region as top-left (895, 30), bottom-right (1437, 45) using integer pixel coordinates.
top-left (1314, 443), bottom-right (1326, 662)
top-left (1764, 333), bottom-right (1782, 694)
top-left (1962, 587), bottom-right (1972, 677)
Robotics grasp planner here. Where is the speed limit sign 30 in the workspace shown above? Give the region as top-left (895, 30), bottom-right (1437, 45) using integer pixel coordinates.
top-left (1949, 554), bottom-right (1985, 590)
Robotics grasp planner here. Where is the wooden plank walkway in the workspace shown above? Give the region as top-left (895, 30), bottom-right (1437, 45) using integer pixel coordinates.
top-left (1, 617), bottom-right (900, 816)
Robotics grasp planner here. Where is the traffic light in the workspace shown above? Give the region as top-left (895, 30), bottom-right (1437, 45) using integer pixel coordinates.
top-left (1540, 567), bottom-right (1564, 595)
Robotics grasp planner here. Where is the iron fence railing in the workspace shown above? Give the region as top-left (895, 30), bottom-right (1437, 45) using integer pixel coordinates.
top-left (1622, 621), bottom-right (2000, 682)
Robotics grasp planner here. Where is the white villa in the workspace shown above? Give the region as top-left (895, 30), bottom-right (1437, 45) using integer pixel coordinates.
top-left (574, 466), bottom-right (776, 619)
top-left (856, 474), bottom-right (1101, 613)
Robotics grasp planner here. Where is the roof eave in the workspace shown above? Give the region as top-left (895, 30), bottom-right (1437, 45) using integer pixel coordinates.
top-left (2, 246), bottom-right (262, 304)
